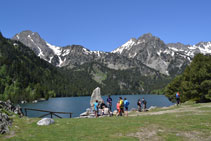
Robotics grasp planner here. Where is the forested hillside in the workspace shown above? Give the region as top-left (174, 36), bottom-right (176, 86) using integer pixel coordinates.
top-left (71, 62), bottom-right (171, 95)
top-left (0, 33), bottom-right (99, 102)
top-left (164, 54), bottom-right (211, 102)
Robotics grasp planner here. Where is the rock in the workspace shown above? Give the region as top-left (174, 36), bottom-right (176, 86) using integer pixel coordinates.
top-left (0, 101), bottom-right (24, 134)
top-left (148, 106), bottom-right (157, 111)
top-left (37, 118), bottom-right (54, 126)
top-left (0, 113), bottom-right (12, 134)
top-left (80, 112), bottom-right (88, 117)
top-left (90, 87), bottom-right (103, 106)
top-left (86, 108), bottom-right (92, 115)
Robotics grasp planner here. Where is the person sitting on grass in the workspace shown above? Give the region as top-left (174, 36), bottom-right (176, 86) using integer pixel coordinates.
top-left (100, 100), bottom-right (107, 116)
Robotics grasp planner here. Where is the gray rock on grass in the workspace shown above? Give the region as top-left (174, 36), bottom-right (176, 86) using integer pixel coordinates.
top-left (37, 118), bottom-right (54, 126)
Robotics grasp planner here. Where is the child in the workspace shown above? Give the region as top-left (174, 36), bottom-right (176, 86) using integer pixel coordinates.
top-left (94, 100), bottom-right (99, 118)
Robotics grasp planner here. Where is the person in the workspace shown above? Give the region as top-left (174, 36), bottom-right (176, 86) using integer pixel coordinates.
top-left (107, 95), bottom-right (112, 112)
top-left (142, 98), bottom-right (147, 111)
top-left (116, 100), bottom-right (120, 116)
top-left (137, 99), bottom-right (142, 112)
top-left (94, 100), bottom-right (99, 118)
top-left (176, 92), bottom-right (180, 106)
top-left (100, 100), bottom-right (107, 109)
top-left (119, 97), bottom-right (124, 116)
top-left (124, 98), bottom-right (129, 117)
top-left (100, 100), bottom-right (107, 116)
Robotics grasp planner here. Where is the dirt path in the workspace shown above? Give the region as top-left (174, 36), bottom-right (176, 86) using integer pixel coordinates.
top-left (129, 103), bottom-right (211, 117)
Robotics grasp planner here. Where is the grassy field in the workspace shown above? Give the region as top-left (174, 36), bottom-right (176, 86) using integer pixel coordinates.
top-left (1, 102), bottom-right (211, 141)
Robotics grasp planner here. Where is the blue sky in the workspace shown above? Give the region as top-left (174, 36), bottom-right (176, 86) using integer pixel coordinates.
top-left (1, 0), bottom-right (211, 52)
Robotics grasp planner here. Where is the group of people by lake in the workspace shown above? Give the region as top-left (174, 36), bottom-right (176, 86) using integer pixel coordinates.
top-left (93, 96), bottom-right (147, 117)
top-left (137, 98), bottom-right (147, 112)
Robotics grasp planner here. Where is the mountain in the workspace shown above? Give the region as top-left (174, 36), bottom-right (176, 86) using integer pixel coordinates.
top-left (112, 33), bottom-right (211, 76)
top-left (12, 31), bottom-right (159, 76)
top-left (10, 30), bottom-right (211, 98)
top-left (0, 31), bottom-right (171, 103)
top-left (13, 31), bottom-right (211, 77)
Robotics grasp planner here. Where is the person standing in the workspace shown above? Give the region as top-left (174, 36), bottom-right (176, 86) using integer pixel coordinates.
top-left (137, 99), bottom-right (142, 112)
top-left (107, 95), bottom-right (112, 112)
top-left (142, 98), bottom-right (147, 112)
top-left (124, 98), bottom-right (129, 117)
top-left (119, 97), bottom-right (124, 116)
top-left (176, 92), bottom-right (180, 106)
top-left (94, 100), bottom-right (99, 118)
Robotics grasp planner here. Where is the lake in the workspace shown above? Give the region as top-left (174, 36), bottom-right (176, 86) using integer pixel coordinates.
top-left (20, 94), bottom-right (174, 118)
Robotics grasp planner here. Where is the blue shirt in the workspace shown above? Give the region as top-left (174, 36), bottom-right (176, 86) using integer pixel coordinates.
top-left (124, 100), bottom-right (129, 108)
top-left (94, 102), bottom-right (98, 111)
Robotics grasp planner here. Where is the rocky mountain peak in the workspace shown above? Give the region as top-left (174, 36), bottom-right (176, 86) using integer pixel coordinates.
top-left (13, 30), bottom-right (39, 40)
top-left (12, 30), bottom-right (211, 76)
top-left (12, 30), bottom-right (54, 61)
top-left (137, 33), bottom-right (159, 41)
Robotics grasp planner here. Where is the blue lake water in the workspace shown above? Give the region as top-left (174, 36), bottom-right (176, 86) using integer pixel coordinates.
top-left (20, 94), bottom-right (174, 118)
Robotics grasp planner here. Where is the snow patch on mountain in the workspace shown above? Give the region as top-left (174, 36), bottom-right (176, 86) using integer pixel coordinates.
top-left (62, 49), bottom-right (70, 56)
top-left (83, 48), bottom-right (91, 55)
top-left (57, 56), bottom-right (63, 67)
top-left (37, 46), bottom-right (44, 57)
top-left (112, 39), bottom-right (136, 54)
top-left (16, 34), bottom-right (20, 40)
top-left (46, 42), bottom-right (62, 56)
top-left (91, 51), bottom-right (103, 57)
top-left (49, 56), bottom-right (54, 63)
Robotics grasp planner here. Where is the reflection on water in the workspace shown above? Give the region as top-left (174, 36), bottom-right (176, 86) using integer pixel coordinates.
top-left (21, 94), bottom-right (173, 118)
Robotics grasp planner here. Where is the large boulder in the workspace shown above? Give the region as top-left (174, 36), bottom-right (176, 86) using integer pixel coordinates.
top-left (37, 118), bottom-right (54, 126)
top-left (90, 87), bottom-right (103, 106)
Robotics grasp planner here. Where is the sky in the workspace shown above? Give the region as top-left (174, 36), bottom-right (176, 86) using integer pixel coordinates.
top-left (1, 0), bottom-right (211, 52)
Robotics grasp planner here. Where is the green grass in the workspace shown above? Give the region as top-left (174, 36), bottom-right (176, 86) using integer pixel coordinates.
top-left (1, 103), bottom-right (211, 141)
